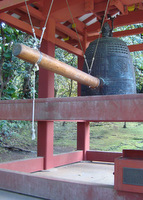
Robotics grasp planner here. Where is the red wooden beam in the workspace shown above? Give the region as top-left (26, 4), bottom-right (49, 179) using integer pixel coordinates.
top-left (0, 157), bottom-right (44, 173)
top-left (0, 0), bottom-right (40, 13)
top-left (51, 0), bottom-right (86, 22)
top-left (56, 23), bottom-right (83, 41)
top-left (0, 94), bottom-right (143, 122)
top-left (121, 0), bottom-right (143, 5)
top-left (87, 27), bottom-right (143, 43)
top-left (53, 151), bottom-right (83, 168)
top-left (114, 10), bottom-right (143, 28)
top-left (110, 0), bottom-right (126, 14)
top-left (18, 5), bottom-right (45, 21)
top-left (0, 13), bottom-right (42, 38)
top-left (128, 43), bottom-right (143, 52)
top-left (113, 27), bottom-right (143, 37)
top-left (68, 18), bottom-right (86, 34)
top-left (86, 151), bottom-right (122, 162)
top-left (55, 38), bottom-right (83, 56)
top-left (84, 0), bottom-right (94, 12)
top-left (87, 10), bottom-right (143, 35)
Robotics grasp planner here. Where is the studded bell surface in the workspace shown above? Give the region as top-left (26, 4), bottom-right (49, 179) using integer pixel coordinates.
top-left (81, 23), bottom-right (136, 96)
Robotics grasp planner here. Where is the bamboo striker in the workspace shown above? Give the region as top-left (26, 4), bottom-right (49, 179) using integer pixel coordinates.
top-left (13, 43), bottom-right (100, 88)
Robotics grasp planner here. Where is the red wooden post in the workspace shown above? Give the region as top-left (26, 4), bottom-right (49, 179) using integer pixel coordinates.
top-left (77, 121), bottom-right (90, 160)
top-left (77, 56), bottom-right (90, 160)
top-left (37, 18), bottom-right (55, 169)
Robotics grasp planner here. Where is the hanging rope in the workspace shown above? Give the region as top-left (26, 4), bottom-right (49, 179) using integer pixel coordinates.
top-left (89, 0), bottom-right (111, 74)
top-left (31, 65), bottom-right (36, 140)
top-left (65, 0), bottom-right (90, 73)
top-left (65, 0), bottom-right (110, 75)
top-left (24, 0), bottom-right (38, 48)
top-left (39, 0), bottom-right (54, 47)
top-left (25, 0), bottom-right (54, 48)
top-left (24, 0), bottom-right (54, 140)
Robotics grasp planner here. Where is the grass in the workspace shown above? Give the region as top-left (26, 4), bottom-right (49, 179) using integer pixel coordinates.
top-left (54, 122), bottom-right (77, 151)
top-left (54, 121), bottom-right (143, 153)
top-left (90, 122), bottom-right (143, 152)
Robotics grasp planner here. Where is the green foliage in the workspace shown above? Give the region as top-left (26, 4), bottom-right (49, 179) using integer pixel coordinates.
top-left (55, 47), bottom-right (78, 97)
top-left (0, 23), bottom-right (38, 100)
top-left (0, 120), bottom-right (37, 147)
top-left (114, 24), bottom-right (143, 93)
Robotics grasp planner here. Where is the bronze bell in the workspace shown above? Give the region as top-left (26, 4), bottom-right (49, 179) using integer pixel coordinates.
top-left (81, 22), bottom-right (136, 96)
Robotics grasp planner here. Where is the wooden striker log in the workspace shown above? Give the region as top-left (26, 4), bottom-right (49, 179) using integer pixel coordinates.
top-left (13, 44), bottom-right (100, 88)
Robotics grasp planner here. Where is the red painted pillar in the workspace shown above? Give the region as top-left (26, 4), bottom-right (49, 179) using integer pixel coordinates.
top-left (37, 19), bottom-right (55, 169)
top-left (77, 56), bottom-right (90, 160)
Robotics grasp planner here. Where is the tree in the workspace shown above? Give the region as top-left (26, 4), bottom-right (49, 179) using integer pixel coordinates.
top-left (0, 23), bottom-right (38, 100)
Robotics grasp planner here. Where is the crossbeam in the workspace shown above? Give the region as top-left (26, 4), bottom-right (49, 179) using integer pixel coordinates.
top-left (0, 94), bottom-right (143, 121)
top-left (0, 0), bottom-right (39, 13)
top-left (13, 44), bottom-right (100, 88)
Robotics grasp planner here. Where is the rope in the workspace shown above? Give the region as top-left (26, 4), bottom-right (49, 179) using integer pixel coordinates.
top-left (65, 0), bottom-right (90, 72)
top-left (39, 0), bottom-right (55, 47)
top-left (24, 0), bottom-right (38, 47)
top-left (31, 65), bottom-right (36, 140)
top-left (89, 0), bottom-right (111, 74)
top-left (25, 0), bottom-right (54, 48)
top-left (24, 0), bottom-right (54, 140)
top-left (65, 0), bottom-right (110, 75)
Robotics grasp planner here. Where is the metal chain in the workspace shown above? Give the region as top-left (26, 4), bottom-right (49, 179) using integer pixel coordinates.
top-left (65, 0), bottom-right (90, 73)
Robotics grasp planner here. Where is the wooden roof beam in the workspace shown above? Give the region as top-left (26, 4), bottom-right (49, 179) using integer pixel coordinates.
top-left (51, 0), bottom-right (86, 22)
top-left (0, 0), bottom-right (40, 13)
top-left (93, 1), bottom-right (115, 14)
top-left (8, 8), bottom-right (41, 27)
top-left (128, 43), bottom-right (143, 52)
top-left (87, 27), bottom-right (143, 42)
top-left (55, 38), bottom-right (83, 56)
top-left (110, 0), bottom-right (126, 14)
top-left (121, 0), bottom-right (143, 6)
top-left (87, 10), bottom-right (143, 35)
top-left (0, 12), bottom-right (41, 38)
top-left (114, 10), bottom-right (143, 27)
top-left (56, 23), bottom-right (83, 42)
top-left (84, 0), bottom-right (94, 12)
top-left (113, 27), bottom-right (143, 37)
top-left (68, 18), bottom-right (86, 34)
top-left (18, 5), bottom-right (45, 21)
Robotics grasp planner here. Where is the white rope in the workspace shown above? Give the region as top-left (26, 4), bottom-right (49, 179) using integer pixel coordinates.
top-left (31, 66), bottom-right (36, 140)
top-left (24, 0), bottom-right (38, 47)
top-left (25, 0), bottom-right (54, 48)
top-left (39, 0), bottom-right (55, 47)
top-left (24, 0), bottom-right (54, 140)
